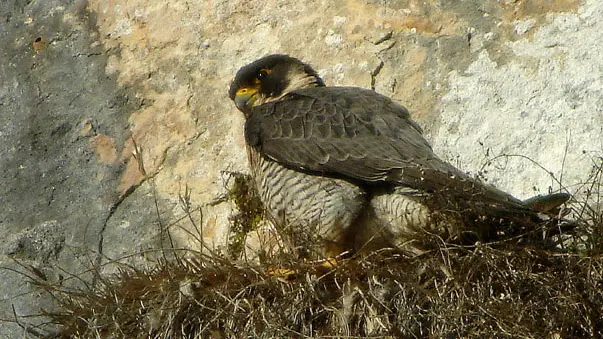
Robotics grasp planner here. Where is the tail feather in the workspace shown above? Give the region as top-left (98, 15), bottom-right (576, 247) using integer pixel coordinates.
top-left (390, 162), bottom-right (572, 235)
top-left (523, 192), bottom-right (571, 215)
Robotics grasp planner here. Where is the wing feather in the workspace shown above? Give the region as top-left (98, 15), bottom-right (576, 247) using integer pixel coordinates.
top-left (245, 86), bottom-right (526, 210)
top-left (246, 87), bottom-right (451, 182)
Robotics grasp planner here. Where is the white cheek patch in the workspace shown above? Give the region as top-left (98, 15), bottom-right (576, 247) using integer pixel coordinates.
top-left (273, 72), bottom-right (320, 101)
top-left (254, 93), bottom-right (269, 106)
top-left (252, 67), bottom-right (322, 107)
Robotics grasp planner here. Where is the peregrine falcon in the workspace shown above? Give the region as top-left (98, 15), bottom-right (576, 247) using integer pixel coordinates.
top-left (229, 54), bottom-right (569, 257)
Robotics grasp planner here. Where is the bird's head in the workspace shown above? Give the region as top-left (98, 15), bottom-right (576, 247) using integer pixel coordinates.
top-left (229, 54), bottom-right (325, 114)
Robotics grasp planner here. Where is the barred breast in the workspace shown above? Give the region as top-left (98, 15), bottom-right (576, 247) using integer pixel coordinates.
top-left (354, 187), bottom-right (456, 254)
top-left (248, 148), bottom-right (366, 256)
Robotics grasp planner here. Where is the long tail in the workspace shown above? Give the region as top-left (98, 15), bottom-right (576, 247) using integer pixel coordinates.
top-left (523, 192), bottom-right (570, 215)
top-left (387, 157), bottom-right (571, 226)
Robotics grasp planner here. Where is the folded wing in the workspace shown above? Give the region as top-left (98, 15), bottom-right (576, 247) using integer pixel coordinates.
top-left (245, 86), bottom-right (530, 213)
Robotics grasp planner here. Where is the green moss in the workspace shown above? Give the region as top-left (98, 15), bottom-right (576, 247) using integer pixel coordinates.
top-left (226, 172), bottom-right (265, 258)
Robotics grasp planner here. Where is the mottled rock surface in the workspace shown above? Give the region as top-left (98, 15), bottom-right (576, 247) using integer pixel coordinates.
top-left (0, 0), bottom-right (601, 336)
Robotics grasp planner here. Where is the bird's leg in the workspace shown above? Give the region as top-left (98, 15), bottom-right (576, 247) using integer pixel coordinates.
top-left (266, 240), bottom-right (351, 281)
top-left (266, 267), bottom-right (299, 282)
top-left (310, 241), bottom-right (351, 272)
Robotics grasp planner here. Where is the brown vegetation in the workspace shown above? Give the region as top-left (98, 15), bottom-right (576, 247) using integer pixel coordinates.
top-left (16, 158), bottom-right (603, 338)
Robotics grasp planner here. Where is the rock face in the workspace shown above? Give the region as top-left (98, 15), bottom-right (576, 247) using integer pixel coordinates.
top-left (0, 0), bottom-right (601, 336)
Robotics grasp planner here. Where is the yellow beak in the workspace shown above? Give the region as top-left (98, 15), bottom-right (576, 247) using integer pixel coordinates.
top-left (234, 87), bottom-right (258, 111)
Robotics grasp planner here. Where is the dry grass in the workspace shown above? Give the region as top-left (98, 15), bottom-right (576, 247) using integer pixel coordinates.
top-left (17, 158), bottom-right (603, 338)
top-left (32, 243), bottom-right (603, 338)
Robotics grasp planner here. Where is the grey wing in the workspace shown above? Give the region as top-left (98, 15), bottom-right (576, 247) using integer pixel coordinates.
top-left (245, 86), bottom-right (466, 190)
top-left (245, 86), bottom-right (532, 213)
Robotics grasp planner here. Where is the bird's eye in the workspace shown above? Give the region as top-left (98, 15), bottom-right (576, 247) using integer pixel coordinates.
top-left (257, 69), bottom-right (269, 80)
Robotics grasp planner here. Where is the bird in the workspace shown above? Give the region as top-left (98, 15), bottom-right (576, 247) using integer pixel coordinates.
top-left (228, 54), bottom-right (570, 258)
